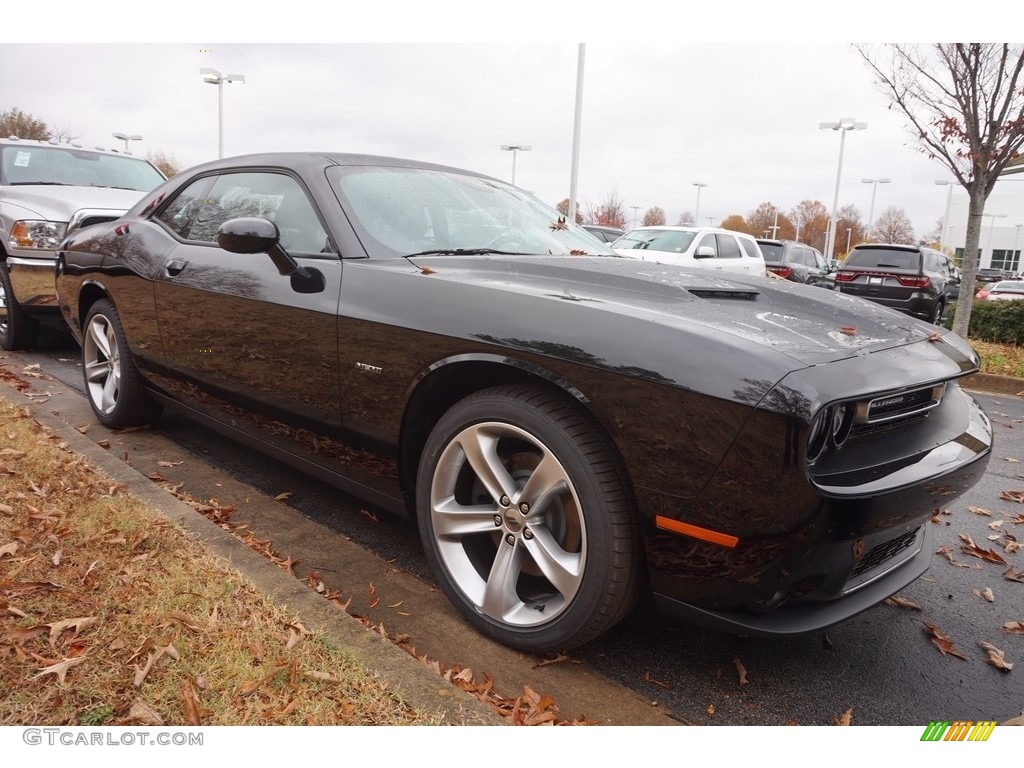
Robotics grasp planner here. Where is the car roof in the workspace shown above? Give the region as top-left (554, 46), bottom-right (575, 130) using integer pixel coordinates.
top-left (167, 151), bottom-right (494, 180)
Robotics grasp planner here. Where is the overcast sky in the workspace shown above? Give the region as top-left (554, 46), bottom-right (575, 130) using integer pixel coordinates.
top-left (4, 5), bottom-right (1016, 243)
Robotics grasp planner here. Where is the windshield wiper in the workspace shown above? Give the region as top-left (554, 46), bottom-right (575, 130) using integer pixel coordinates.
top-left (403, 248), bottom-right (529, 258)
top-left (8, 181), bottom-right (73, 186)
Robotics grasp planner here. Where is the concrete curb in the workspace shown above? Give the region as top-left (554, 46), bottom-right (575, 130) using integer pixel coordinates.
top-left (0, 379), bottom-right (505, 726)
top-left (962, 372), bottom-right (1024, 397)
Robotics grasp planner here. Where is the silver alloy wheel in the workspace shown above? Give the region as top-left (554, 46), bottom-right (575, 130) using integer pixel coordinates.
top-left (429, 421), bottom-right (587, 628)
top-left (83, 312), bottom-right (122, 415)
top-left (0, 273), bottom-right (8, 338)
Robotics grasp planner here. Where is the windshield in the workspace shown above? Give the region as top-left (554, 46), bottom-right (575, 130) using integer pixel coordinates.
top-left (326, 165), bottom-right (614, 258)
top-left (612, 229), bottom-right (697, 254)
top-left (757, 242), bottom-right (783, 262)
top-left (1, 145), bottom-right (164, 190)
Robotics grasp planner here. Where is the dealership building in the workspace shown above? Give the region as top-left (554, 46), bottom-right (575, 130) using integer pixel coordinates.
top-left (944, 165), bottom-right (1024, 273)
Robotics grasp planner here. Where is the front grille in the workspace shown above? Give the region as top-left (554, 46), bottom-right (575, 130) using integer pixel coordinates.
top-left (851, 528), bottom-right (920, 578)
top-left (856, 383), bottom-right (945, 425)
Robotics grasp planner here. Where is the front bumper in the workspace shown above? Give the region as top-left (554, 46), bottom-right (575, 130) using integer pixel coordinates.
top-left (5, 254), bottom-right (58, 308)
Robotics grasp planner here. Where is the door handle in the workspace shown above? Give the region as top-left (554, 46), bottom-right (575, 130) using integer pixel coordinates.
top-left (165, 259), bottom-right (187, 277)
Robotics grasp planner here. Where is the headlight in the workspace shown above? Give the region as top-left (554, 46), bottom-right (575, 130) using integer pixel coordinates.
top-left (9, 220), bottom-right (68, 250)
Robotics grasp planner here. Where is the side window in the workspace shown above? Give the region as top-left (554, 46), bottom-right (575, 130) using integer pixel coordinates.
top-left (739, 237), bottom-right (760, 258)
top-left (185, 172), bottom-right (331, 254)
top-left (813, 250), bottom-right (827, 270)
top-left (716, 234), bottom-right (741, 258)
top-left (155, 176), bottom-right (214, 238)
top-left (697, 233), bottom-right (718, 256)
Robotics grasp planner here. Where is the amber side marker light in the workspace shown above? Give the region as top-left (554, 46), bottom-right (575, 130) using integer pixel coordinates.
top-left (655, 516), bottom-right (739, 549)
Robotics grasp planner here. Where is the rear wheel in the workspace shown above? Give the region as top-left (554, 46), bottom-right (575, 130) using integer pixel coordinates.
top-left (930, 299), bottom-right (946, 325)
top-left (0, 261), bottom-right (40, 351)
top-left (415, 384), bottom-right (642, 652)
top-left (82, 299), bottom-right (162, 427)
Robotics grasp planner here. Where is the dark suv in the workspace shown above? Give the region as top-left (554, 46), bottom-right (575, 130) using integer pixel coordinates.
top-left (835, 243), bottom-right (960, 324)
top-left (756, 239), bottom-right (834, 288)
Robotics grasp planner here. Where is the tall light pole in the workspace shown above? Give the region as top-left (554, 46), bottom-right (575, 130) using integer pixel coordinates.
top-left (770, 208), bottom-right (780, 239)
top-left (200, 68), bottom-right (245, 159)
top-left (935, 180), bottom-right (955, 252)
top-left (861, 177), bottom-right (890, 239)
top-left (846, 227), bottom-right (852, 256)
top-left (820, 117), bottom-right (866, 260)
top-left (111, 132), bottom-right (142, 153)
top-left (983, 213), bottom-right (1007, 267)
top-left (692, 182), bottom-right (707, 226)
top-left (1013, 224), bottom-right (1023, 272)
top-left (630, 206), bottom-right (640, 228)
top-left (500, 144), bottom-right (531, 187)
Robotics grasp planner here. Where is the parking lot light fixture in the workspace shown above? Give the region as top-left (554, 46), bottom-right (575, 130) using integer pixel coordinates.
top-left (935, 180), bottom-right (955, 252)
top-left (862, 177), bottom-right (891, 238)
top-left (111, 132), bottom-right (142, 153)
top-left (500, 144), bottom-right (531, 186)
top-left (200, 68), bottom-right (245, 159)
top-left (692, 182), bottom-right (707, 225)
top-left (820, 118), bottom-right (866, 260)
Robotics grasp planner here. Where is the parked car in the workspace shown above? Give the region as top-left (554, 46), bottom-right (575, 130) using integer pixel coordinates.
top-left (612, 226), bottom-right (766, 276)
top-left (582, 224), bottom-right (624, 243)
top-left (55, 152), bottom-right (991, 652)
top-left (0, 138), bottom-right (165, 350)
top-left (756, 239), bottom-right (835, 289)
top-left (975, 268), bottom-right (1005, 283)
top-left (834, 243), bottom-right (960, 324)
top-left (979, 280), bottom-right (1024, 301)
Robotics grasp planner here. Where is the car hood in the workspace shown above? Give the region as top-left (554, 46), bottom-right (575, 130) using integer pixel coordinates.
top-left (408, 254), bottom-right (948, 367)
top-left (4, 185), bottom-right (146, 221)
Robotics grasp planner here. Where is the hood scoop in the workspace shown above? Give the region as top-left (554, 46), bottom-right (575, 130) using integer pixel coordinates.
top-left (686, 286), bottom-right (760, 300)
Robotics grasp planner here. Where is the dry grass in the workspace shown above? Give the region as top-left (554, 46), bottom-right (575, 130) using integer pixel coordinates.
top-left (0, 398), bottom-right (439, 726)
top-left (973, 339), bottom-right (1024, 379)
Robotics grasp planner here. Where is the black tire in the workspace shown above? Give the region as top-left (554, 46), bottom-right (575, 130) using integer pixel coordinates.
top-left (0, 261), bottom-right (40, 351)
top-left (930, 299), bottom-right (946, 325)
top-left (415, 384), bottom-right (643, 652)
top-left (81, 299), bottom-right (162, 428)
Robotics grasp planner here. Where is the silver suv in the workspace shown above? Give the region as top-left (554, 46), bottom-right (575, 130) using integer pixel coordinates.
top-left (1, 138), bottom-right (165, 349)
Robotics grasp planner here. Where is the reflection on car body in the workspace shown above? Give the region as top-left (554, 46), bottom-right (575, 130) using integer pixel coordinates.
top-left (55, 153), bottom-right (992, 652)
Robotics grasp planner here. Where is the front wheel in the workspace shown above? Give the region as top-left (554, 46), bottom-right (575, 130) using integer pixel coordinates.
top-left (415, 384), bottom-right (642, 652)
top-left (82, 299), bottom-right (162, 428)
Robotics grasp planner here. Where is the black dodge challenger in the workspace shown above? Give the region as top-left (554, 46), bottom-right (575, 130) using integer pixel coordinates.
top-left (54, 153), bottom-right (992, 652)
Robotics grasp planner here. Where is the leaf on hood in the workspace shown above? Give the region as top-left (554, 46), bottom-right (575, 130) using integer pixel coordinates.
top-left (979, 641), bottom-right (1013, 672)
top-left (1003, 621), bottom-right (1024, 635)
top-left (549, 216), bottom-right (569, 231)
top-left (923, 622), bottom-right (968, 660)
top-left (971, 587), bottom-right (995, 602)
top-left (419, 266), bottom-right (437, 275)
top-left (835, 708), bottom-right (853, 726)
top-left (47, 616), bottom-right (97, 647)
top-left (885, 596), bottom-right (922, 611)
top-left (959, 534), bottom-right (1008, 565)
top-left (31, 655), bottom-right (86, 684)
top-left (840, 326), bottom-right (857, 336)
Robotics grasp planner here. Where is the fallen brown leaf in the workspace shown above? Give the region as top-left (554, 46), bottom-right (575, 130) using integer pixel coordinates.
top-left (835, 708), bottom-right (853, 726)
top-left (642, 670), bottom-right (671, 690)
top-left (840, 326), bottom-right (857, 336)
top-left (46, 616), bottom-right (97, 647)
top-left (969, 506), bottom-right (993, 516)
top-left (979, 641), bottom-right (1013, 672)
top-left (734, 658), bottom-right (748, 685)
top-left (885, 596), bottom-right (922, 611)
top-left (124, 699), bottom-right (164, 725)
top-left (959, 534), bottom-right (1007, 565)
top-left (1003, 621), bottom-right (1024, 635)
top-left (972, 587), bottom-right (995, 603)
top-left (31, 655), bottom-right (86, 684)
top-left (1000, 490), bottom-right (1024, 504)
top-left (923, 622), bottom-right (968, 660)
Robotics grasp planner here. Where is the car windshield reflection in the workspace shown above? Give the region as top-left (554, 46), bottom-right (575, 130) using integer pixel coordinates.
top-left (327, 166), bottom-right (612, 258)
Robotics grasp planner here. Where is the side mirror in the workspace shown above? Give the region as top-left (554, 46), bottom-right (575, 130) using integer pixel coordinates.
top-left (218, 217), bottom-right (279, 254)
top-left (217, 217), bottom-right (305, 278)
top-left (693, 245), bottom-right (716, 259)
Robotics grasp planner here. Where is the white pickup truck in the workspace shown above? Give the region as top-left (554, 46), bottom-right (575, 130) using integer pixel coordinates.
top-left (1, 138), bottom-right (165, 349)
